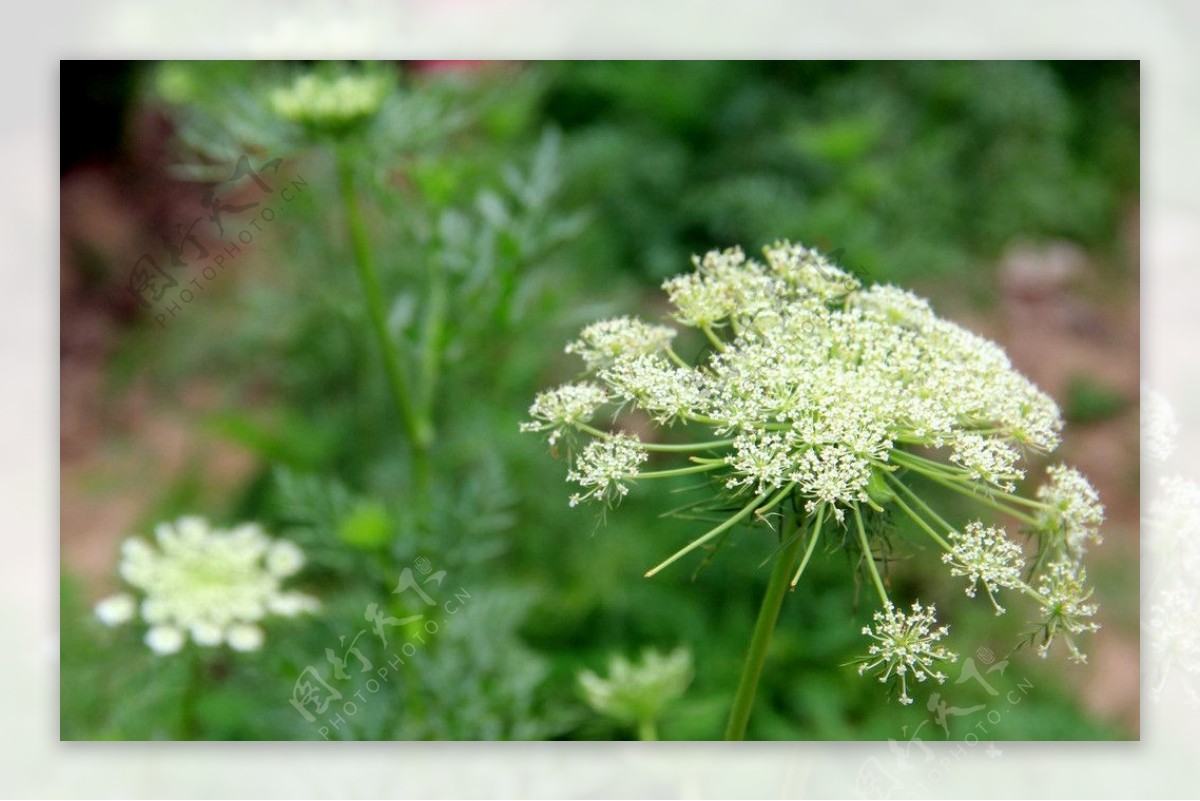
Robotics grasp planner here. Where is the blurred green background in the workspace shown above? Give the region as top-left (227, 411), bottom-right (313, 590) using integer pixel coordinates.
top-left (60, 60), bottom-right (1140, 740)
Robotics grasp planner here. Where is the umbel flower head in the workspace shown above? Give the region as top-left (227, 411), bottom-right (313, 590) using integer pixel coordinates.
top-left (578, 647), bottom-right (694, 734)
top-left (858, 602), bottom-right (957, 705)
top-left (523, 241), bottom-right (1105, 704)
top-left (269, 67), bottom-right (392, 132)
top-left (94, 516), bottom-right (318, 655)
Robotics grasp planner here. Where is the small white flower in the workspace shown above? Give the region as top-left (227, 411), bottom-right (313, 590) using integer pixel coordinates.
top-left (94, 594), bottom-right (135, 627)
top-left (858, 602), bottom-right (957, 705)
top-left (145, 625), bottom-right (185, 655)
top-left (942, 522), bottom-right (1025, 614)
top-left (191, 621), bottom-right (224, 647)
top-left (1147, 476), bottom-right (1200, 579)
top-left (792, 444), bottom-right (873, 523)
top-left (266, 540), bottom-right (305, 577)
top-left (226, 624), bottom-right (265, 652)
top-left (268, 592), bottom-right (321, 617)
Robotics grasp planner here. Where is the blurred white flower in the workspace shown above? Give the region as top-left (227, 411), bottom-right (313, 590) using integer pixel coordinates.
top-left (269, 68), bottom-right (392, 130)
top-left (95, 516), bottom-right (318, 655)
top-left (1142, 384), bottom-right (1179, 462)
top-left (578, 647), bottom-right (693, 738)
top-left (145, 625), bottom-right (185, 656)
top-left (93, 593), bottom-right (135, 627)
top-left (1148, 587), bottom-right (1200, 703)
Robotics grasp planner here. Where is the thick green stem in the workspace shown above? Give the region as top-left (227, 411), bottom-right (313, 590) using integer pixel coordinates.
top-left (724, 509), bottom-right (806, 741)
top-left (337, 156), bottom-right (433, 489)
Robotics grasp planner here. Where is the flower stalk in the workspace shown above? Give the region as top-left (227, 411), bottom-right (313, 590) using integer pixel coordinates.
top-left (725, 505), bottom-right (806, 740)
top-left (336, 154), bottom-right (434, 491)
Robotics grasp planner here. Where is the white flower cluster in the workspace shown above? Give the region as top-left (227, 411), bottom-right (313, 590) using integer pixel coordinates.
top-left (858, 602), bottom-right (957, 705)
top-left (1036, 464), bottom-right (1105, 557)
top-left (942, 521), bottom-right (1025, 614)
top-left (1146, 476), bottom-right (1200, 701)
top-left (520, 382), bottom-right (610, 446)
top-left (1035, 559), bottom-right (1100, 664)
top-left (270, 70), bottom-right (392, 130)
top-left (1142, 384), bottom-right (1179, 462)
top-left (1148, 588), bottom-right (1200, 703)
top-left (524, 240), bottom-right (1106, 702)
top-left (565, 316), bottom-right (677, 370)
top-left (528, 241), bottom-right (1063, 521)
top-left (94, 517), bottom-right (318, 655)
top-left (566, 433), bottom-right (649, 507)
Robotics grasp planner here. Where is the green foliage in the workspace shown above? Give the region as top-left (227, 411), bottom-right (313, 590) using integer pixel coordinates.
top-left (62, 60), bottom-right (1137, 740)
top-left (543, 60), bottom-right (1138, 285)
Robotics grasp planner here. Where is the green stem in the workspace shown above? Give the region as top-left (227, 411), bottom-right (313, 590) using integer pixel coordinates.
top-left (724, 508), bottom-right (806, 740)
top-left (701, 324), bottom-right (726, 351)
top-left (853, 505), bottom-right (890, 606)
top-left (634, 463), bottom-right (724, 480)
top-left (637, 718), bottom-right (658, 742)
top-left (910, 467), bottom-right (1040, 526)
top-left (664, 346), bottom-right (692, 371)
top-left (337, 156), bottom-right (433, 484)
top-left (645, 490), bottom-right (770, 577)
top-left (180, 649), bottom-right (203, 740)
top-left (418, 253), bottom-right (448, 429)
top-left (575, 423), bottom-right (733, 453)
top-left (790, 503), bottom-right (826, 588)
top-left (885, 477), bottom-right (953, 551)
